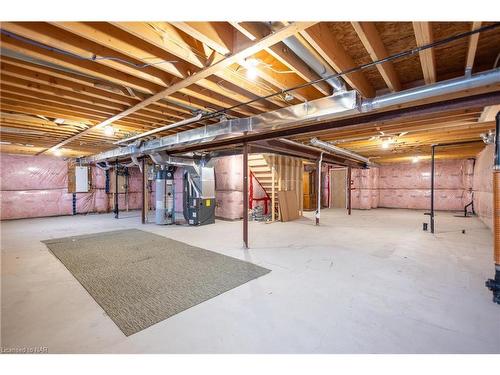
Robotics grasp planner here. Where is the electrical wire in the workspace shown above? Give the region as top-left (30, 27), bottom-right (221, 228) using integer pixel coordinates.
top-left (0, 29), bottom-right (179, 69)
top-left (199, 22), bottom-right (500, 122)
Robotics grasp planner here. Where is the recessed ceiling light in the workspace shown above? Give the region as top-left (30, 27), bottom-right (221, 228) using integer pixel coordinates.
top-left (54, 118), bottom-right (65, 124)
top-left (53, 149), bottom-right (62, 156)
top-left (412, 156), bottom-right (420, 163)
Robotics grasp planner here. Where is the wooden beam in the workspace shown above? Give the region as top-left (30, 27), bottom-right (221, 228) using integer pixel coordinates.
top-left (0, 57), bottom-right (192, 120)
top-left (300, 23), bottom-right (376, 98)
top-left (465, 22), bottom-right (482, 73)
top-left (50, 22), bottom-right (271, 113)
top-left (112, 22), bottom-right (287, 108)
top-left (170, 22), bottom-right (234, 56)
top-left (1, 23), bottom-right (255, 117)
top-left (232, 22), bottom-right (332, 96)
top-left (351, 22), bottom-right (402, 92)
top-left (479, 105), bottom-right (500, 122)
top-left (412, 22), bottom-right (437, 84)
top-left (44, 22), bottom-right (317, 152)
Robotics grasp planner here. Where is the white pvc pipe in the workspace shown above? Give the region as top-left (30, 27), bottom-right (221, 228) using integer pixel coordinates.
top-left (316, 152), bottom-right (323, 225)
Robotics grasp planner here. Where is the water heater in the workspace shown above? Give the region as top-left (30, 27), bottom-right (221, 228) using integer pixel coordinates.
top-left (155, 166), bottom-right (176, 225)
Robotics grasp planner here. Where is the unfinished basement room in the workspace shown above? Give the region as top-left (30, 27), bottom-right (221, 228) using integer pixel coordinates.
top-left (1, 6), bottom-right (500, 363)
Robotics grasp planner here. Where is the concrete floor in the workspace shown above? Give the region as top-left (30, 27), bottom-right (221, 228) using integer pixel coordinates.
top-left (1, 208), bottom-right (499, 353)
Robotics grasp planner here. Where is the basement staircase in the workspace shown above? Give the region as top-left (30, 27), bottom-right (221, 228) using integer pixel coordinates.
top-left (248, 154), bottom-right (279, 218)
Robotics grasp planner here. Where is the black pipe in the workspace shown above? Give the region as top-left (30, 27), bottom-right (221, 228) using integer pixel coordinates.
top-left (429, 140), bottom-right (484, 234)
top-left (114, 159), bottom-right (119, 219)
top-left (430, 145), bottom-right (435, 233)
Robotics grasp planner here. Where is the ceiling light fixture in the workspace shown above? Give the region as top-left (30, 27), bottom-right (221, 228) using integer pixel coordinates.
top-left (103, 125), bottom-right (115, 137)
top-left (381, 137), bottom-right (394, 149)
top-left (53, 148), bottom-right (62, 156)
top-left (242, 58), bottom-right (259, 80)
top-left (54, 118), bottom-right (65, 125)
top-left (412, 156), bottom-right (420, 163)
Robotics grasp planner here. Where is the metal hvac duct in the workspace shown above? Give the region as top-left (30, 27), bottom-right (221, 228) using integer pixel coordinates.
top-left (267, 22), bottom-right (345, 92)
top-left (310, 138), bottom-right (372, 165)
top-left (281, 35), bottom-right (346, 92)
top-left (83, 69), bottom-right (500, 164)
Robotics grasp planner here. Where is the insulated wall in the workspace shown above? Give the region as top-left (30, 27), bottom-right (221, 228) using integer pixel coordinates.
top-left (320, 159), bottom-right (473, 211)
top-left (473, 144), bottom-right (494, 230)
top-left (378, 159), bottom-right (473, 211)
top-left (0, 154), bottom-right (108, 220)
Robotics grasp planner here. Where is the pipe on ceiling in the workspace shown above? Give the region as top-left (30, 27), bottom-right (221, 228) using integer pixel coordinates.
top-left (310, 138), bottom-right (372, 165)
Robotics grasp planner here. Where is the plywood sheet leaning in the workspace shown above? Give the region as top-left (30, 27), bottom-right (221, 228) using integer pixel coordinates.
top-left (278, 190), bottom-right (300, 222)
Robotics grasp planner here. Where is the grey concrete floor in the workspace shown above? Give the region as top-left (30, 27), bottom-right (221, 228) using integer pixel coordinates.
top-left (1, 208), bottom-right (499, 353)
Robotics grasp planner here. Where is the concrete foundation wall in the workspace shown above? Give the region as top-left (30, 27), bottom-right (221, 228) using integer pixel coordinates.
top-left (473, 144), bottom-right (494, 230)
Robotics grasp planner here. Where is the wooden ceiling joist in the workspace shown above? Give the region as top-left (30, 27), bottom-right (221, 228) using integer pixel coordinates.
top-left (111, 22), bottom-right (287, 109)
top-left (1, 21), bottom-right (498, 159)
top-left (300, 23), bottom-right (376, 98)
top-left (351, 22), bottom-right (402, 92)
top-left (465, 22), bottom-right (482, 73)
top-left (41, 22), bottom-right (317, 152)
top-left (412, 22), bottom-right (437, 84)
top-left (231, 22), bottom-right (332, 96)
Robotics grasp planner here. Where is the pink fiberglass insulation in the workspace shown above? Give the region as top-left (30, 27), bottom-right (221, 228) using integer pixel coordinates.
top-left (350, 168), bottom-right (378, 210)
top-left (213, 155), bottom-right (245, 220)
top-left (216, 191), bottom-right (243, 220)
top-left (378, 159), bottom-right (472, 211)
top-left (473, 144), bottom-right (493, 230)
top-left (214, 155), bottom-right (243, 192)
top-left (1, 154), bottom-right (108, 220)
top-left (1, 154), bottom-right (68, 190)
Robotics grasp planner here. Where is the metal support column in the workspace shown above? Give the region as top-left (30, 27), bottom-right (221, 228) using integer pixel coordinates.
top-left (430, 145), bottom-right (436, 233)
top-left (141, 157), bottom-right (147, 224)
top-left (486, 111), bottom-right (500, 304)
top-left (243, 143), bottom-right (249, 248)
top-left (347, 166), bottom-right (352, 215)
top-left (114, 159), bottom-right (119, 219)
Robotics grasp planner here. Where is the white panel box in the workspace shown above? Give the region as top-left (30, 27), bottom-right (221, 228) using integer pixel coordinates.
top-left (75, 166), bottom-right (89, 193)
